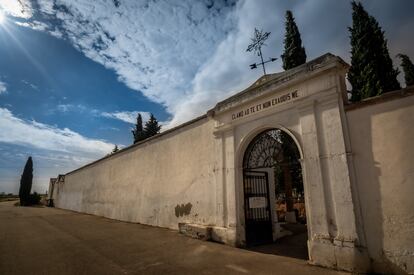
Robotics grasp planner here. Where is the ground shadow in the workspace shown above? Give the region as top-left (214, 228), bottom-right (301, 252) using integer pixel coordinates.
top-left (246, 224), bottom-right (308, 260)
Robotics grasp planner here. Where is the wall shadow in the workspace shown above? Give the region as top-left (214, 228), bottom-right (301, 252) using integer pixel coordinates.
top-left (348, 98), bottom-right (412, 274)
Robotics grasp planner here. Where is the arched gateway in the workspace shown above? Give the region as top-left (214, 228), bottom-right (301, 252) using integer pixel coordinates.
top-left (212, 55), bottom-right (369, 271)
top-left (242, 129), bottom-right (306, 247)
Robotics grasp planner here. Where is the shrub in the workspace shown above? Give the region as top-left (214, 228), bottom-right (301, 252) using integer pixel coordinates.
top-left (28, 192), bottom-right (41, 205)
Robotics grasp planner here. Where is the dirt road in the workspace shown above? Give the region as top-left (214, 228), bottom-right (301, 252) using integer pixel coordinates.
top-left (0, 201), bottom-right (347, 275)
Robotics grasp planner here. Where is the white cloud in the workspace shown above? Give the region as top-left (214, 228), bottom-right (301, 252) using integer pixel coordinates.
top-left (5, 0), bottom-right (413, 128)
top-left (53, 104), bottom-right (150, 125)
top-left (164, 0), bottom-right (290, 125)
top-left (14, 20), bottom-right (64, 39)
top-left (21, 79), bottom-right (39, 90)
top-left (15, 20), bottom-right (49, 31)
top-left (0, 0), bottom-right (33, 19)
top-left (0, 0), bottom-right (315, 127)
top-left (0, 108), bottom-right (114, 156)
top-left (37, 0), bottom-right (55, 15)
top-left (99, 126), bottom-right (120, 132)
top-left (56, 104), bottom-right (72, 112)
top-left (101, 111), bottom-right (150, 124)
top-left (0, 1), bottom-right (314, 127)
top-left (10, 0), bottom-right (238, 127)
top-left (0, 80), bottom-right (6, 94)
top-left (55, 104), bottom-right (89, 113)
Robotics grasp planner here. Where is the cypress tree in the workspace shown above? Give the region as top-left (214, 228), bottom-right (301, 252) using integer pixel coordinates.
top-left (19, 156), bottom-right (33, 206)
top-left (131, 113), bottom-right (145, 144)
top-left (144, 113), bottom-right (161, 138)
top-left (281, 10), bottom-right (307, 70)
top-left (397, 54), bottom-right (414, 87)
top-left (348, 1), bottom-right (400, 102)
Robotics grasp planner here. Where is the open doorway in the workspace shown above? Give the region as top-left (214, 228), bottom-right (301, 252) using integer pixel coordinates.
top-left (242, 128), bottom-right (307, 259)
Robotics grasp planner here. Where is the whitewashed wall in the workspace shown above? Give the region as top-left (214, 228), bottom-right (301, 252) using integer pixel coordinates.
top-left (55, 117), bottom-right (222, 230)
top-left (346, 89), bottom-right (414, 274)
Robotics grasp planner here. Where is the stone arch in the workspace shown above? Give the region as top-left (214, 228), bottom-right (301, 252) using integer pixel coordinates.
top-left (243, 128), bottom-right (301, 170)
top-left (236, 125), bottom-right (303, 170)
top-left (238, 127), bottom-right (308, 251)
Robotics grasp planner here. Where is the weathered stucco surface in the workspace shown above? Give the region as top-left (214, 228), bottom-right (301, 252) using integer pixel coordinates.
top-left (346, 90), bottom-right (414, 274)
top-left (211, 54), bottom-right (369, 272)
top-left (55, 117), bottom-right (221, 230)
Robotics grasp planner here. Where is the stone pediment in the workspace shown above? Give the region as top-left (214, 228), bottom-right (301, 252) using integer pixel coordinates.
top-left (247, 73), bottom-right (284, 90)
top-left (210, 53), bottom-right (349, 116)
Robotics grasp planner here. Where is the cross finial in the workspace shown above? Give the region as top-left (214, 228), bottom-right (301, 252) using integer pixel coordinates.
top-left (246, 28), bottom-right (277, 75)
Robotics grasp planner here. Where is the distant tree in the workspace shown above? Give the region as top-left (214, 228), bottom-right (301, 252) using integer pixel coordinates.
top-left (348, 1), bottom-right (400, 102)
top-left (112, 145), bottom-right (119, 153)
top-left (281, 10), bottom-right (307, 70)
top-left (144, 113), bottom-right (161, 138)
top-left (18, 156), bottom-right (33, 206)
top-left (397, 54), bottom-right (414, 87)
top-left (131, 113), bottom-right (145, 144)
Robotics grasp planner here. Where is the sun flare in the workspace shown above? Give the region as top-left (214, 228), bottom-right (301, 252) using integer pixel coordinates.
top-left (0, 11), bottom-right (5, 24)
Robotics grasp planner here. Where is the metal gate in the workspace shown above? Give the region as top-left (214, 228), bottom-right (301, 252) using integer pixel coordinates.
top-left (243, 170), bottom-right (273, 246)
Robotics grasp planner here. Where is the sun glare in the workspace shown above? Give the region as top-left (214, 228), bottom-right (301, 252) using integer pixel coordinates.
top-left (0, 11), bottom-right (5, 24)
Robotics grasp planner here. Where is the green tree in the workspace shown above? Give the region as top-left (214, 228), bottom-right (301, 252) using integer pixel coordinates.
top-left (348, 1), bottom-right (400, 102)
top-left (144, 113), bottom-right (161, 138)
top-left (397, 54), bottom-right (414, 87)
top-left (18, 156), bottom-right (33, 206)
top-left (131, 113), bottom-right (145, 144)
top-left (281, 10), bottom-right (307, 70)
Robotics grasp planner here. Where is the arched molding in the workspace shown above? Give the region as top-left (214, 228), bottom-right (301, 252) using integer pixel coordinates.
top-left (236, 124), bottom-right (304, 170)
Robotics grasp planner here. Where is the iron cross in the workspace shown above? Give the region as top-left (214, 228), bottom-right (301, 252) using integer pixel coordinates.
top-left (246, 28), bottom-right (277, 75)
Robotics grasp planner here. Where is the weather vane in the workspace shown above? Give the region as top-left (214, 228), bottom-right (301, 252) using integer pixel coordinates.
top-left (246, 28), bottom-right (277, 75)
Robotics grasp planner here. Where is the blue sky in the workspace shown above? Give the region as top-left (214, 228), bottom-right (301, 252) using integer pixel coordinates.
top-left (0, 0), bottom-right (413, 194)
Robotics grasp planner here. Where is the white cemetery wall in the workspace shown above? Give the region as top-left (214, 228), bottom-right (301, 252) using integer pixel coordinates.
top-left (346, 89), bottom-right (414, 274)
top-left (54, 117), bottom-right (222, 231)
